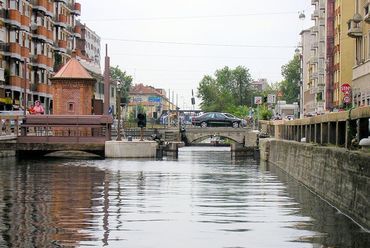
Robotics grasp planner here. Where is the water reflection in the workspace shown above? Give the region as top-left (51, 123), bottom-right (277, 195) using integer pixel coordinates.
top-left (0, 147), bottom-right (368, 247)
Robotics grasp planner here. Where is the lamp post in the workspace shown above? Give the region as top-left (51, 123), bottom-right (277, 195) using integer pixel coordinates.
top-left (23, 58), bottom-right (28, 117)
top-left (116, 81), bottom-right (122, 141)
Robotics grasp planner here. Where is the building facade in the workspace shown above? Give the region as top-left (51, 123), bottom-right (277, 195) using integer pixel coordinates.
top-left (0, 0), bottom-right (82, 113)
top-left (334, 0), bottom-right (355, 108)
top-left (351, 0), bottom-right (370, 107)
top-left (300, 29), bottom-right (315, 115)
top-left (128, 84), bottom-right (177, 121)
top-left (310, 0), bottom-right (327, 113)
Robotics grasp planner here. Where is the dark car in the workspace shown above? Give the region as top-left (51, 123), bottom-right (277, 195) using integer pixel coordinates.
top-left (192, 112), bottom-right (242, 128)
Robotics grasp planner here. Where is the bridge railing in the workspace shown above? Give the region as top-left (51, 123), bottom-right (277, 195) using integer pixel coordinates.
top-left (18, 115), bottom-right (113, 144)
top-left (259, 106), bottom-right (370, 149)
top-left (0, 115), bottom-right (22, 137)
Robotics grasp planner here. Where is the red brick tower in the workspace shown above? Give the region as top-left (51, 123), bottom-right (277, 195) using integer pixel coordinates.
top-left (51, 55), bottom-right (96, 115)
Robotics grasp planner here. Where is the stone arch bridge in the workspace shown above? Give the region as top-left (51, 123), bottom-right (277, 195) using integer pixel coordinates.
top-left (183, 127), bottom-right (258, 146)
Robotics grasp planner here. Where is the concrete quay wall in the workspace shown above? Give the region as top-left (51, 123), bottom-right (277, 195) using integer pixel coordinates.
top-left (260, 138), bottom-right (370, 230)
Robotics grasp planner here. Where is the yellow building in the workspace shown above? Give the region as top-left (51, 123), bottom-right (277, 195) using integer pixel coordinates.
top-left (333, 0), bottom-right (356, 108)
top-left (351, 0), bottom-right (370, 107)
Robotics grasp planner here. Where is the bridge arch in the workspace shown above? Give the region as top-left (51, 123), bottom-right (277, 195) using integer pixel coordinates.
top-left (183, 127), bottom-right (248, 145)
top-left (190, 134), bottom-right (241, 144)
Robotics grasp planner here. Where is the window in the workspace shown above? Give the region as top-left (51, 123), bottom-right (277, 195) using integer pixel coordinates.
top-left (111, 87), bottom-right (115, 98)
top-left (68, 102), bottom-right (75, 112)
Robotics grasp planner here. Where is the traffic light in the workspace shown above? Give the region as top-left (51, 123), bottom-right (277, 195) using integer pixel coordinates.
top-left (137, 113), bottom-right (146, 128)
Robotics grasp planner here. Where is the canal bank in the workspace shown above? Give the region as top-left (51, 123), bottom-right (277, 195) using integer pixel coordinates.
top-left (260, 138), bottom-right (370, 230)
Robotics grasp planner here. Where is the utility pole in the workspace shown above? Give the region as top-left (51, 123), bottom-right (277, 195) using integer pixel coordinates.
top-left (104, 44), bottom-right (110, 115)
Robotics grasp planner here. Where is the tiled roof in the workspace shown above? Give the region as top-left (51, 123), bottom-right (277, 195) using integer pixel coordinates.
top-left (130, 83), bottom-right (164, 96)
top-left (53, 57), bottom-right (94, 79)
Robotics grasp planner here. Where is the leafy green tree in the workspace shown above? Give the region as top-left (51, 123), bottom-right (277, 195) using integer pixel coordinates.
top-left (110, 66), bottom-right (133, 103)
top-left (279, 55), bottom-right (300, 104)
top-left (197, 66), bottom-right (253, 111)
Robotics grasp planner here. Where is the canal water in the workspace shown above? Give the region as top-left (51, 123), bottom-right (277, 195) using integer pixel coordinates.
top-left (0, 147), bottom-right (368, 248)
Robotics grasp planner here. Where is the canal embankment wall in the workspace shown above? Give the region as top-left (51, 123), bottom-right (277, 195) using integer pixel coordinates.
top-left (260, 138), bottom-right (370, 230)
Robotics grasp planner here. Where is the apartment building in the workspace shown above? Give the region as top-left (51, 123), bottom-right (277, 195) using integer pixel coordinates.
top-left (333, 0), bottom-right (356, 108)
top-left (300, 28), bottom-right (315, 115)
top-left (309, 0), bottom-right (327, 113)
top-left (351, 0), bottom-right (370, 107)
top-left (0, 0), bottom-right (82, 113)
top-left (75, 20), bottom-right (104, 107)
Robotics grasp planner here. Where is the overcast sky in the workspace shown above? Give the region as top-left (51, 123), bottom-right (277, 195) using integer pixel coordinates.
top-left (78, 0), bottom-right (313, 109)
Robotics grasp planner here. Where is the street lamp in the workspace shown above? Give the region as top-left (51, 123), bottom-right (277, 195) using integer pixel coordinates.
top-left (116, 81), bottom-right (122, 141)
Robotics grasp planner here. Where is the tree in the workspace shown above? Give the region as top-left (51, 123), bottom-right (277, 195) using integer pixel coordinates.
top-left (197, 66), bottom-right (253, 112)
top-left (279, 55), bottom-right (300, 104)
top-left (110, 66), bottom-right (133, 104)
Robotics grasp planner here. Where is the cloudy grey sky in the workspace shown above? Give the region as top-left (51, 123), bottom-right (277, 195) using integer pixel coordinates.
top-left (78, 0), bottom-right (313, 109)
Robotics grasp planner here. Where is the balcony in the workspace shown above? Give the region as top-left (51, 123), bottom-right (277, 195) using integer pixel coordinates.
top-left (6, 9), bottom-right (21, 28)
top-left (31, 54), bottom-right (51, 70)
top-left (318, 68), bottom-right (325, 75)
top-left (21, 15), bottom-right (30, 29)
top-left (319, 1), bottom-right (325, 10)
top-left (353, 59), bottom-right (370, 80)
top-left (58, 40), bottom-right (68, 49)
top-left (54, 14), bottom-right (68, 28)
top-left (71, 2), bottom-right (81, 15)
top-left (9, 75), bottom-right (23, 88)
top-left (46, 2), bottom-right (54, 17)
top-left (347, 16), bottom-right (363, 38)
top-left (21, 47), bottom-right (30, 57)
top-left (31, 0), bottom-right (48, 13)
top-left (311, 10), bottom-right (319, 20)
top-left (34, 26), bottom-right (49, 42)
top-left (73, 25), bottom-right (82, 38)
top-left (8, 43), bottom-right (22, 60)
top-left (37, 83), bottom-right (52, 94)
top-left (319, 18), bottom-right (325, 26)
top-left (311, 0), bottom-right (318, 5)
top-left (311, 42), bottom-right (318, 50)
top-left (310, 56), bottom-right (318, 64)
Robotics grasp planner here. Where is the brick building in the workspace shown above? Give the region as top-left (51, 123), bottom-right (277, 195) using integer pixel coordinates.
top-left (51, 54), bottom-right (95, 115)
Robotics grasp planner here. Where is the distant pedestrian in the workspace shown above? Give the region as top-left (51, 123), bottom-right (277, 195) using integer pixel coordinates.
top-left (32, 100), bottom-right (44, 115)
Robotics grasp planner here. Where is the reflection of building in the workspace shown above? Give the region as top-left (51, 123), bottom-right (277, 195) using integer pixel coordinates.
top-left (251, 78), bottom-right (268, 91)
top-left (128, 84), bottom-right (177, 119)
top-left (0, 159), bottom-right (107, 247)
top-left (0, 0), bottom-right (83, 113)
top-left (351, 0), bottom-right (370, 107)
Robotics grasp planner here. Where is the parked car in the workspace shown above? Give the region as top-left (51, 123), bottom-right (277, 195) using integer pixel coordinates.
top-left (192, 112), bottom-right (243, 128)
